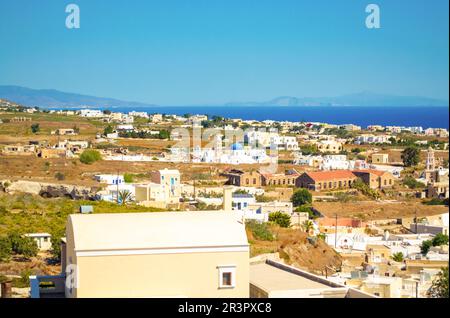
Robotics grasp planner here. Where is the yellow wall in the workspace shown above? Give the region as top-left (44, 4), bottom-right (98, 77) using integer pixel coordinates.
top-left (72, 250), bottom-right (249, 298)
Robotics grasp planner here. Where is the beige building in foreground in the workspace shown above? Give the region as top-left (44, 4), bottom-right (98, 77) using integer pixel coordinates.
top-left (63, 211), bottom-right (249, 298)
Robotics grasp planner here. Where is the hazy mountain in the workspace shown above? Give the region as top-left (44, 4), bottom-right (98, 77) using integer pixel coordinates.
top-left (0, 85), bottom-right (448, 108)
top-left (224, 92), bottom-right (449, 107)
top-left (0, 85), bottom-right (157, 108)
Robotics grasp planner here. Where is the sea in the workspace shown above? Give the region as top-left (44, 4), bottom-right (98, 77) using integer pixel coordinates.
top-left (49, 106), bottom-right (450, 129)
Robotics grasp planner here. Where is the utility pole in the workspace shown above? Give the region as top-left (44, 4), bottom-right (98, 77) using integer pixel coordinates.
top-left (335, 213), bottom-right (338, 249)
top-left (414, 207), bottom-right (418, 234)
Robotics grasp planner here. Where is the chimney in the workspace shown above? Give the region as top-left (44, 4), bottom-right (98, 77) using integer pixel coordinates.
top-left (223, 186), bottom-right (233, 211)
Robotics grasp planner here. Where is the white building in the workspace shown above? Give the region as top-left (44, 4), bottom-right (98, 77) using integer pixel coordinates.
top-left (355, 134), bottom-right (391, 145)
top-left (24, 233), bottom-right (52, 251)
top-left (129, 111), bottom-right (149, 119)
top-left (79, 109), bottom-right (104, 118)
top-left (94, 174), bottom-right (125, 186)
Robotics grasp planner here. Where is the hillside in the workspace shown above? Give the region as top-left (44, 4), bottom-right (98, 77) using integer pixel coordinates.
top-left (0, 86), bottom-right (157, 108)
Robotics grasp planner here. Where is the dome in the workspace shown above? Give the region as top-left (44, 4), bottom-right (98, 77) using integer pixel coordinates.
top-left (231, 143), bottom-right (244, 151)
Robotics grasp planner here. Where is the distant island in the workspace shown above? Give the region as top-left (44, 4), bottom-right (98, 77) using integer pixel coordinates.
top-left (0, 85), bottom-right (448, 108)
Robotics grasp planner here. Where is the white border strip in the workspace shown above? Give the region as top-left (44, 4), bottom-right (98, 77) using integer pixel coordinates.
top-left (76, 245), bottom-right (249, 257)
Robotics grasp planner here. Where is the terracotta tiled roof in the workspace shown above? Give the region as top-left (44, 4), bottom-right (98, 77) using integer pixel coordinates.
top-left (302, 170), bottom-right (357, 181)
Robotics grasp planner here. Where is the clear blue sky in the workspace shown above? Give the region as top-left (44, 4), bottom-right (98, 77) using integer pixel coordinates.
top-left (0, 0), bottom-right (448, 105)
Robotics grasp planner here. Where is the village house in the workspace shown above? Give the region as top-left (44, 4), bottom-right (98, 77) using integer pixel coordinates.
top-left (315, 140), bottom-right (343, 154)
top-left (38, 148), bottom-right (69, 159)
top-left (1, 144), bottom-right (36, 156)
top-left (260, 169), bottom-right (300, 187)
top-left (53, 128), bottom-right (77, 136)
top-left (352, 170), bottom-right (396, 189)
top-left (371, 153), bottom-right (389, 164)
top-left (134, 169), bottom-right (182, 208)
top-left (295, 170), bottom-right (357, 191)
top-left (24, 233), bottom-right (52, 251)
top-left (29, 211), bottom-right (249, 298)
top-left (151, 113), bottom-right (163, 123)
top-left (78, 109), bottom-right (104, 118)
top-left (355, 134), bottom-right (391, 145)
top-left (222, 169), bottom-right (262, 187)
top-left (10, 116), bottom-right (32, 122)
top-left (94, 174), bottom-right (125, 186)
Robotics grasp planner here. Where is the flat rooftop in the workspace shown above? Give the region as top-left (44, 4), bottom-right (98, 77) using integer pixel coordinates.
top-left (250, 262), bottom-right (332, 291)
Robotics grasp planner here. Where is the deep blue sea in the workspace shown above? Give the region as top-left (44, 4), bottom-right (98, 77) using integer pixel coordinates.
top-left (53, 106), bottom-right (450, 129)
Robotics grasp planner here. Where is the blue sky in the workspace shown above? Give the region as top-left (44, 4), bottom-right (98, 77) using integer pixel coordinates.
top-left (0, 0), bottom-right (448, 105)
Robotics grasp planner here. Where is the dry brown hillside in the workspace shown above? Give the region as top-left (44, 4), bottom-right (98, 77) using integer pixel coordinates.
top-left (247, 225), bottom-right (342, 276)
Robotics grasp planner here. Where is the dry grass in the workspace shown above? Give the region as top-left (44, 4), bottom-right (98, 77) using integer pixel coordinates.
top-left (247, 225), bottom-right (342, 275)
top-left (312, 200), bottom-right (448, 221)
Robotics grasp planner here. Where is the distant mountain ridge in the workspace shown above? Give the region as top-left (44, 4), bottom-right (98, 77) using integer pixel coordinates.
top-left (0, 85), bottom-right (157, 108)
top-left (0, 85), bottom-right (448, 108)
top-left (225, 92), bottom-right (449, 107)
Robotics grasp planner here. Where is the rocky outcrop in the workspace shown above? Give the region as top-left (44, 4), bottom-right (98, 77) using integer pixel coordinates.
top-left (0, 180), bottom-right (99, 200)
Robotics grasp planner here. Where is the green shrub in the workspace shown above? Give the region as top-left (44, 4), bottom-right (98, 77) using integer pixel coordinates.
top-left (0, 237), bottom-right (12, 262)
top-left (7, 232), bottom-right (38, 258)
top-left (432, 233), bottom-right (449, 247)
top-left (291, 189), bottom-right (312, 207)
top-left (268, 212), bottom-right (291, 228)
top-left (392, 252), bottom-right (404, 262)
top-left (403, 176), bottom-right (425, 189)
top-left (246, 221), bottom-right (274, 241)
top-left (31, 123), bottom-right (40, 133)
top-left (124, 173), bottom-right (134, 183)
top-left (79, 149), bottom-right (102, 164)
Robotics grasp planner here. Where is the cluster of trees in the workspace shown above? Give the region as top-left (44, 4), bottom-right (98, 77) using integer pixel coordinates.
top-left (268, 212), bottom-right (291, 228)
top-left (0, 232), bottom-right (38, 262)
top-left (421, 233), bottom-right (449, 255)
top-left (291, 189), bottom-right (315, 217)
top-left (401, 146), bottom-right (421, 167)
top-left (118, 130), bottom-right (170, 140)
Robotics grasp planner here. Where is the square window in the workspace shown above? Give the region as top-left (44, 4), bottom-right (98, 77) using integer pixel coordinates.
top-left (218, 266), bottom-right (236, 289)
top-left (222, 272), bottom-right (232, 286)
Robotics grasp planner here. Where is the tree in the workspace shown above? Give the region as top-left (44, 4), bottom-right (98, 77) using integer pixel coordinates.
top-left (31, 123), bottom-right (40, 134)
top-left (401, 146), bottom-right (420, 167)
top-left (0, 237), bottom-right (12, 262)
top-left (103, 125), bottom-right (114, 135)
top-left (49, 234), bottom-right (63, 262)
top-left (79, 149), bottom-right (102, 164)
top-left (291, 189), bottom-right (312, 207)
top-left (103, 109), bottom-right (112, 115)
top-left (421, 240), bottom-right (433, 255)
top-left (428, 267), bottom-right (449, 298)
top-left (158, 130), bottom-right (170, 139)
top-left (268, 212), bottom-right (291, 228)
top-left (391, 252), bottom-right (404, 262)
top-left (118, 189), bottom-right (133, 205)
top-left (432, 233), bottom-right (449, 247)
